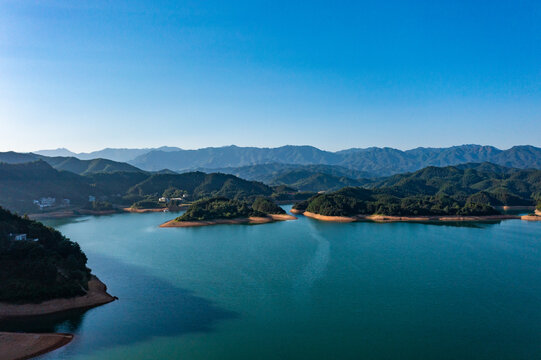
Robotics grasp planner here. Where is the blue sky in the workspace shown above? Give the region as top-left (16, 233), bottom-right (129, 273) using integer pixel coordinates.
top-left (1, 0), bottom-right (540, 152)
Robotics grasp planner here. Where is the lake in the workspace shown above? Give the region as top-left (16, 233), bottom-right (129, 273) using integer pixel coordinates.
top-left (2, 206), bottom-right (541, 359)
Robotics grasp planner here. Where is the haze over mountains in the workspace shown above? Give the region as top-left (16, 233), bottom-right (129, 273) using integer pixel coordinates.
top-left (2, 144), bottom-right (541, 213)
top-left (34, 145), bottom-right (541, 177)
top-left (0, 152), bottom-right (143, 175)
top-left (34, 146), bottom-right (182, 163)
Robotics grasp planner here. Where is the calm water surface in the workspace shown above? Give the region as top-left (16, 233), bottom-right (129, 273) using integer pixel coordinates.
top-left (2, 206), bottom-right (541, 359)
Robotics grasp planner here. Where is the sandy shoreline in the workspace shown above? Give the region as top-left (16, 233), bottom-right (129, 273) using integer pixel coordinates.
top-left (0, 332), bottom-right (74, 360)
top-left (494, 205), bottom-right (536, 211)
top-left (123, 207), bottom-right (168, 213)
top-left (123, 205), bottom-right (189, 213)
top-left (299, 211), bottom-right (539, 223)
top-left (289, 208), bottom-right (305, 214)
top-left (521, 214), bottom-right (541, 221)
top-left (160, 214), bottom-right (297, 228)
top-left (0, 276), bottom-right (116, 320)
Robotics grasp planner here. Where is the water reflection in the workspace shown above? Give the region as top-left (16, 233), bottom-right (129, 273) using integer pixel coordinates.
top-left (0, 252), bottom-right (238, 357)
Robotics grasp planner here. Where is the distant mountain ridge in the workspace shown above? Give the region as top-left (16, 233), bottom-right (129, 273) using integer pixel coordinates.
top-left (191, 163), bottom-right (372, 192)
top-left (127, 145), bottom-right (541, 176)
top-left (0, 152), bottom-right (144, 175)
top-left (30, 144), bottom-right (541, 177)
top-left (34, 146), bottom-right (181, 162)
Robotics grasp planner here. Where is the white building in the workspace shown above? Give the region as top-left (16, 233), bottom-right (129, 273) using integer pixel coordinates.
top-left (34, 197), bottom-right (56, 210)
top-left (9, 233), bottom-right (27, 241)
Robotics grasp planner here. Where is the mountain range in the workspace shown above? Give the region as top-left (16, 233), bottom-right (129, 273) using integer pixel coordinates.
top-left (34, 145), bottom-right (541, 177)
top-left (33, 146), bottom-right (181, 163)
top-left (0, 152), bottom-right (143, 175)
top-left (0, 160), bottom-right (279, 214)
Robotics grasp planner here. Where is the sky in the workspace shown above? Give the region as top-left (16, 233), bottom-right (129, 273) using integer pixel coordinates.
top-left (1, 0), bottom-right (540, 153)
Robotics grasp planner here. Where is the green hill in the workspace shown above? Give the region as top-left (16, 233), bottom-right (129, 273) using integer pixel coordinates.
top-left (176, 197), bottom-right (260, 221)
top-left (127, 172), bottom-right (273, 200)
top-left (295, 163), bottom-right (541, 217)
top-left (197, 163), bottom-right (372, 183)
top-left (367, 163), bottom-right (541, 205)
top-left (176, 196), bottom-right (284, 222)
top-left (42, 156), bottom-right (144, 175)
top-left (0, 206), bottom-right (91, 303)
top-left (269, 170), bottom-right (365, 192)
top-left (0, 161), bottom-right (278, 213)
top-left (0, 161), bottom-right (97, 213)
top-left (0, 152), bottom-right (144, 175)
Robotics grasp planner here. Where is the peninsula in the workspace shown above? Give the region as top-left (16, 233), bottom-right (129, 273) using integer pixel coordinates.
top-left (0, 206), bottom-right (116, 358)
top-left (161, 197), bottom-right (296, 228)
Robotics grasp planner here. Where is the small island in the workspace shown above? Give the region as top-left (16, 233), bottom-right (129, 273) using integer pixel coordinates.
top-left (0, 206), bottom-right (116, 359)
top-left (161, 197), bottom-right (296, 228)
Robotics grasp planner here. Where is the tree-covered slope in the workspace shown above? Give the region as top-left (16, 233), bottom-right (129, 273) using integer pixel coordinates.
top-left (0, 206), bottom-right (91, 303)
top-left (176, 196), bottom-right (284, 222)
top-left (300, 187), bottom-right (499, 217)
top-left (196, 163), bottom-right (372, 183)
top-left (269, 170), bottom-right (365, 192)
top-left (0, 161), bottom-right (98, 213)
top-left (127, 172), bottom-right (273, 200)
top-left (176, 197), bottom-right (260, 221)
top-left (367, 163), bottom-right (541, 205)
top-left (0, 152), bottom-right (145, 175)
top-left (0, 162), bottom-right (277, 213)
top-left (295, 163), bottom-right (541, 217)
top-left (42, 157), bottom-right (144, 175)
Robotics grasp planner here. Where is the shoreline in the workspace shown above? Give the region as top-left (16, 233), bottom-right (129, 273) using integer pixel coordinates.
top-left (29, 208), bottom-right (121, 220)
top-left (0, 276), bottom-right (116, 320)
top-left (0, 332), bottom-right (74, 360)
top-left (123, 207), bottom-right (168, 213)
top-left (160, 213), bottom-right (297, 228)
top-left (28, 206), bottom-right (188, 219)
top-left (494, 205), bottom-right (536, 211)
top-left (124, 205), bottom-right (189, 213)
top-left (300, 211), bottom-right (541, 223)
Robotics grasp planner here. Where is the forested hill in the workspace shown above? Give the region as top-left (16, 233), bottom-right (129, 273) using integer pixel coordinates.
top-left (0, 151), bottom-right (143, 175)
top-left (192, 163), bottom-right (372, 183)
top-left (269, 170), bottom-right (365, 192)
top-left (0, 161), bottom-right (281, 214)
top-left (126, 172), bottom-right (273, 200)
top-left (128, 145), bottom-right (541, 175)
top-left (294, 163), bottom-right (541, 217)
top-left (191, 163), bottom-right (372, 191)
top-left (366, 163), bottom-right (541, 203)
top-left (0, 206), bottom-right (91, 303)
top-left (0, 161), bottom-right (96, 212)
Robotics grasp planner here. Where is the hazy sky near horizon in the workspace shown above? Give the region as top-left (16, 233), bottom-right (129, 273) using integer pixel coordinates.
top-left (1, 0), bottom-right (540, 153)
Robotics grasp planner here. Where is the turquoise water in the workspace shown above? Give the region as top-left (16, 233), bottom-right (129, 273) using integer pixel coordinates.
top-left (2, 206), bottom-right (541, 359)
